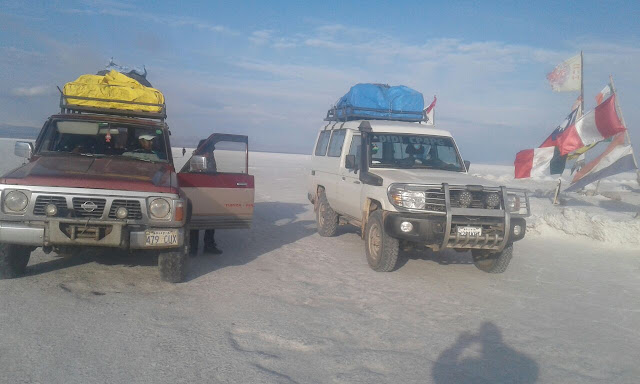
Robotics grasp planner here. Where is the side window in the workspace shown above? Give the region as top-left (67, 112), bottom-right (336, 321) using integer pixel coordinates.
top-left (348, 135), bottom-right (361, 156)
top-left (314, 131), bottom-right (331, 156)
top-left (327, 130), bottom-right (346, 157)
top-left (181, 137), bottom-right (248, 174)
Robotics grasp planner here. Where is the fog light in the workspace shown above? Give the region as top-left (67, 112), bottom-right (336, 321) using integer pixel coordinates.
top-left (458, 191), bottom-right (473, 208)
top-left (485, 193), bottom-right (500, 208)
top-left (45, 204), bottom-right (58, 217)
top-left (400, 221), bottom-right (413, 232)
top-left (115, 207), bottom-right (128, 219)
top-left (513, 225), bottom-right (522, 236)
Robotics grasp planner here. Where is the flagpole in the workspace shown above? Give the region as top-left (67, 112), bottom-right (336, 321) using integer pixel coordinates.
top-left (609, 75), bottom-right (640, 184)
top-left (580, 51), bottom-right (585, 114)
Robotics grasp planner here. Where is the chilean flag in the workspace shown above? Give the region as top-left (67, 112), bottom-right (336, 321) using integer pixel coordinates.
top-left (555, 94), bottom-right (626, 155)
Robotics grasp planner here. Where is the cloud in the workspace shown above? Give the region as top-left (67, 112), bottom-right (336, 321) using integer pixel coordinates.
top-left (249, 30), bottom-right (273, 45)
top-left (62, 5), bottom-right (234, 34)
top-left (11, 85), bottom-right (52, 97)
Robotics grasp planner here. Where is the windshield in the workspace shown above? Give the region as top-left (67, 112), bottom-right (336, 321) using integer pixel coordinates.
top-left (369, 133), bottom-right (464, 171)
top-left (38, 120), bottom-right (168, 162)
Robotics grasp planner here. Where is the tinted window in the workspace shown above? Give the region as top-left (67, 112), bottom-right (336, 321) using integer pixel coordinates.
top-left (314, 131), bottom-right (331, 156)
top-left (327, 130), bottom-right (346, 157)
top-left (39, 120), bottom-right (168, 163)
top-left (369, 133), bottom-right (463, 172)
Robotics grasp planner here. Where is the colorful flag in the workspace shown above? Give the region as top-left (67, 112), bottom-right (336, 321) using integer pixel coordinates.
top-left (547, 54), bottom-right (582, 92)
top-left (565, 85), bottom-right (613, 160)
top-left (556, 94), bottom-right (626, 155)
top-left (565, 133), bottom-right (637, 191)
top-left (515, 147), bottom-right (566, 178)
top-left (540, 97), bottom-right (582, 148)
top-left (424, 96), bottom-right (436, 125)
top-left (596, 84), bottom-right (611, 105)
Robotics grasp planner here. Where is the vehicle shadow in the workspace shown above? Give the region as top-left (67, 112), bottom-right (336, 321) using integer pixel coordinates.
top-left (23, 202), bottom-right (315, 281)
top-left (25, 248), bottom-right (158, 277)
top-left (185, 201), bottom-right (316, 281)
top-left (330, 225), bottom-right (474, 269)
top-left (432, 322), bottom-right (539, 384)
top-left (403, 247), bottom-right (473, 266)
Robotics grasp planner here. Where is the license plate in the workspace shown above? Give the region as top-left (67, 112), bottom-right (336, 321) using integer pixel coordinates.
top-left (145, 230), bottom-right (179, 246)
top-left (457, 226), bottom-right (482, 236)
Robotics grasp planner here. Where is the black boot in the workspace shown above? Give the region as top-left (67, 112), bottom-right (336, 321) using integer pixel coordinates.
top-left (203, 230), bottom-right (222, 254)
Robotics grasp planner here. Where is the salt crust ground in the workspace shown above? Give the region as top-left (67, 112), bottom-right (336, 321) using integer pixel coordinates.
top-left (0, 138), bottom-right (638, 383)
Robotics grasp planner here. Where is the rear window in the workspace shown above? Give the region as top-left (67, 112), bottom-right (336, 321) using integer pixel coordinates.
top-left (314, 131), bottom-right (331, 156)
top-left (327, 130), bottom-right (346, 157)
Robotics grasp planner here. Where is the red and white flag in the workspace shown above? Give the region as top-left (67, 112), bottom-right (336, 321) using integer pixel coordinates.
top-left (514, 147), bottom-right (557, 179)
top-left (556, 94), bottom-right (626, 155)
top-left (424, 96), bottom-right (436, 125)
top-left (595, 84), bottom-right (611, 105)
top-left (547, 54), bottom-right (581, 92)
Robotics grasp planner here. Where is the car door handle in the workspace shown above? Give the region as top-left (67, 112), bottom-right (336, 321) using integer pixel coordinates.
top-left (236, 182), bottom-right (248, 186)
top-left (353, 181), bottom-right (361, 184)
top-left (341, 176), bottom-right (346, 180)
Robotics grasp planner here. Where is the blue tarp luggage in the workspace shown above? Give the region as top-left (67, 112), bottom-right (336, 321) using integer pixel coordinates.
top-left (327, 83), bottom-right (425, 122)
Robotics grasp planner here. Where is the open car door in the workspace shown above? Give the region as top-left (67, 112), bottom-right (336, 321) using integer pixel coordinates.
top-left (178, 134), bottom-right (254, 229)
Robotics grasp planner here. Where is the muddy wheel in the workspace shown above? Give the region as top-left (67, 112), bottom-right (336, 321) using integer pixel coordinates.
top-left (158, 250), bottom-right (187, 283)
top-left (472, 244), bottom-right (513, 274)
top-left (0, 243), bottom-right (32, 279)
top-left (364, 210), bottom-right (399, 272)
top-left (316, 190), bottom-right (338, 237)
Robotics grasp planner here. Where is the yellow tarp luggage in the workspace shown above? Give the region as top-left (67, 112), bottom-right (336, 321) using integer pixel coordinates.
top-left (63, 70), bottom-right (165, 113)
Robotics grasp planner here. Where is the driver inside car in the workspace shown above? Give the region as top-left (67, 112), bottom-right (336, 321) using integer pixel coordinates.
top-left (123, 134), bottom-right (165, 161)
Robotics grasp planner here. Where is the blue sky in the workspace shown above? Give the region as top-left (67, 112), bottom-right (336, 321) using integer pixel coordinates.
top-left (1, 0), bottom-right (639, 162)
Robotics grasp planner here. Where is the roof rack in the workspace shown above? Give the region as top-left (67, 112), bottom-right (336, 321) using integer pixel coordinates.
top-left (325, 106), bottom-right (427, 123)
top-left (58, 87), bottom-right (167, 120)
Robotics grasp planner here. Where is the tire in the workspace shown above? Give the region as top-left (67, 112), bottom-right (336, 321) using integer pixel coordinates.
top-left (0, 243), bottom-right (32, 279)
top-left (472, 244), bottom-right (513, 273)
top-left (316, 190), bottom-right (338, 237)
top-left (364, 210), bottom-right (400, 272)
top-left (158, 249), bottom-right (187, 283)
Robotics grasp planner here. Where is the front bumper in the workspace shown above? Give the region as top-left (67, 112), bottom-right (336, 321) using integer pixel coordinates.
top-left (384, 212), bottom-right (526, 250)
top-left (0, 220), bottom-right (184, 249)
top-left (384, 185), bottom-right (528, 252)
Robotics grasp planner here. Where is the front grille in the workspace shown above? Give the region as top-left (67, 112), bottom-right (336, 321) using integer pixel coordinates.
top-left (449, 189), bottom-right (502, 209)
top-left (33, 196), bottom-right (67, 216)
top-left (424, 187), bottom-right (446, 212)
top-left (108, 199), bottom-right (143, 220)
top-left (72, 197), bottom-right (106, 218)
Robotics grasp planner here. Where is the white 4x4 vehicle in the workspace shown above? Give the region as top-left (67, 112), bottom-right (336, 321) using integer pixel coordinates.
top-left (307, 119), bottom-right (529, 273)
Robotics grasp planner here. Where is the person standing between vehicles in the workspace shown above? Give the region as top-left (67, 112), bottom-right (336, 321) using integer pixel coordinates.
top-left (189, 141), bottom-right (221, 255)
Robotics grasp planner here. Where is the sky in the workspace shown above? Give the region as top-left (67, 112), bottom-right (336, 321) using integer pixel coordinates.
top-left (1, 0), bottom-right (639, 163)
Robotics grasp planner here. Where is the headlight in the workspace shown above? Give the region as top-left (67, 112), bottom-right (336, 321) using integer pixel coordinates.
top-left (389, 185), bottom-right (426, 209)
top-left (4, 190), bottom-right (29, 212)
top-left (506, 194), bottom-right (521, 212)
top-left (149, 198), bottom-right (171, 219)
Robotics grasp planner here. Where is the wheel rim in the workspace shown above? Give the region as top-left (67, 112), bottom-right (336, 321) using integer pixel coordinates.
top-left (368, 222), bottom-right (382, 263)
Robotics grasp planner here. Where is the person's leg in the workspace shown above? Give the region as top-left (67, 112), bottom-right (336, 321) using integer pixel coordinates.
top-left (203, 229), bottom-right (222, 254)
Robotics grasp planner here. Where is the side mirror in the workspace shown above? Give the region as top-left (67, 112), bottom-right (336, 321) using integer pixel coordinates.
top-left (190, 155), bottom-right (207, 171)
top-left (464, 160), bottom-right (471, 171)
top-left (15, 141), bottom-right (33, 159)
top-left (345, 154), bottom-right (358, 171)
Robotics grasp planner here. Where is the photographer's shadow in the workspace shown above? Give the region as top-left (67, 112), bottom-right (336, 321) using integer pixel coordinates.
top-left (433, 322), bottom-right (539, 384)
